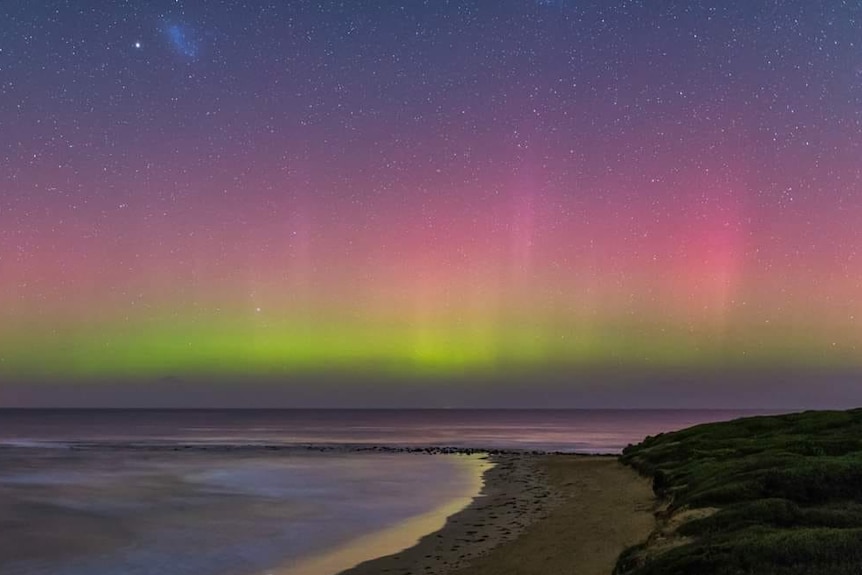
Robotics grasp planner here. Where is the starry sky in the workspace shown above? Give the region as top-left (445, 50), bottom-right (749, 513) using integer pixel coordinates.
top-left (2, 0), bottom-right (862, 407)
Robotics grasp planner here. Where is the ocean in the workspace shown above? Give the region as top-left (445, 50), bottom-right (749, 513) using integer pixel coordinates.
top-left (0, 409), bottom-right (775, 575)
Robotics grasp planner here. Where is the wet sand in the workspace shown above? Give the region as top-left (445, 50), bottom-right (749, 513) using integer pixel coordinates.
top-left (275, 455), bottom-right (492, 575)
top-left (339, 454), bottom-right (655, 575)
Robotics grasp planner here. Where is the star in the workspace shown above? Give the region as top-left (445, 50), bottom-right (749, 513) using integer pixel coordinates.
top-left (134, 41), bottom-right (141, 49)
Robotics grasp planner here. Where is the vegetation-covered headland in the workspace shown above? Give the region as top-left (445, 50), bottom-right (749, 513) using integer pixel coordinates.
top-left (616, 408), bottom-right (862, 575)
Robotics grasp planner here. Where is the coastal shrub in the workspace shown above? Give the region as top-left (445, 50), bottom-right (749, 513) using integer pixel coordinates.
top-left (677, 499), bottom-right (800, 536)
top-left (685, 479), bottom-right (763, 507)
top-left (732, 526), bottom-right (862, 569)
top-left (759, 458), bottom-right (862, 503)
top-left (633, 527), bottom-right (862, 575)
top-left (615, 408), bottom-right (862, 575)
top-left (801, 503), bottom-right (862, 527)
top-left (612, 542), bottom-right (649, 575)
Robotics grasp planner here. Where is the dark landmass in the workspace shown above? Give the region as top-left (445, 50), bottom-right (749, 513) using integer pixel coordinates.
top-left (616, 407), bottom-right (862, 575)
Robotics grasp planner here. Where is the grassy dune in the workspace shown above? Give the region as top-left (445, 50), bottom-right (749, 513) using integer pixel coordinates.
top-left (615, 408), bottom-right (862, 575)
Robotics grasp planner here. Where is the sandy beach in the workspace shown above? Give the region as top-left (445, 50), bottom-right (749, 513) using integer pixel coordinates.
top-left (339, 454), bottom-right (656, 575)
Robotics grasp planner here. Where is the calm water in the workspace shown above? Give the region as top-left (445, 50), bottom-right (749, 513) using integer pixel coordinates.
top-left (0, 408), bottom-right (775, 452)
top-left (0, 409), bottom-right (776, 575)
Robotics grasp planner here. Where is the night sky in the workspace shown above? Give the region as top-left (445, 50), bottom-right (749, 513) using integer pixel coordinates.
top-left (2, 1), bottom-right (862, 407)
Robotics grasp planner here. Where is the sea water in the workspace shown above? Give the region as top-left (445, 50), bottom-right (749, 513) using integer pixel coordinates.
top-left (0, 409), bottom-right (773, 575)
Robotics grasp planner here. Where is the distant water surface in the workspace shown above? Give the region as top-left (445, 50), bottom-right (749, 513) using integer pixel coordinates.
top-left (0, 409), bottom-right (778, 575)
top-left (0, 408), bottom-right (777, 453)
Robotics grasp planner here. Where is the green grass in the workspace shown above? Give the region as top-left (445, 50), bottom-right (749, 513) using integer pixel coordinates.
top-left (615, 408), bottom-right (862, 575)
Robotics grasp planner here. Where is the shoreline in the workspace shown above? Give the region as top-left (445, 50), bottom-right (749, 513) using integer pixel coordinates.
top-left (337, 453), bottom-right (656, 575)
top-left (336, 453), bottom-right (561, 575)
top-left (271, 454), bottom-right (492, 575)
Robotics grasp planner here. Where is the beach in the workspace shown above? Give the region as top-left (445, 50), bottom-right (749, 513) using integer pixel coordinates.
top-left (1, 409), bottom-right (739, 575)
top-left (339, 454), bottom-right (656, 575)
